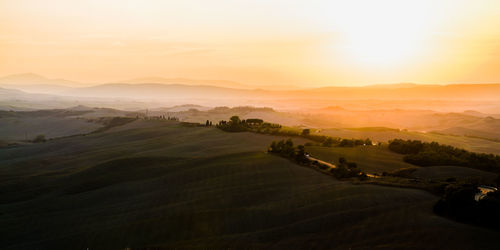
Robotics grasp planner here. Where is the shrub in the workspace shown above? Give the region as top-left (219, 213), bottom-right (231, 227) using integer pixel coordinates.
top-left (346, 162), bottom-right (357, 169)
top-left (33, 134), bottom-right (46, 143)
top-left (339, 157), bottom-right (347, 164)
top-left (301, 129), bottom-right (310, 136)
top-left (322, 137), bottom-right (336, 147)
top-left (338, 138), bottom-right (367, 147)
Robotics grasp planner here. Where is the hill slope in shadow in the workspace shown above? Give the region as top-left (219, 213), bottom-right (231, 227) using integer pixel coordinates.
top-left (0, 120), bottom-right (499, 249)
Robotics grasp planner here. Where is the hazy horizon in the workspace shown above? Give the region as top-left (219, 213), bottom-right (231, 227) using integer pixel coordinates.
top-left (1, 72), bottom-right (500, 89)
top-left (2, 0), bottom-right (500, 87)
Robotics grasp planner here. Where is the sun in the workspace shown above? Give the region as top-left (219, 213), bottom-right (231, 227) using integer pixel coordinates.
top-left (344, 28), bottom-right (422, 66)
top-left (331, 0), bottom-right (433, 66)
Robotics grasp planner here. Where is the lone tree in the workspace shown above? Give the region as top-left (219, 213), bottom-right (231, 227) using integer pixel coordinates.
top-left (301, 128), bottom-right (310, 136)
top-left (206, 120), bottom-right (210, 126)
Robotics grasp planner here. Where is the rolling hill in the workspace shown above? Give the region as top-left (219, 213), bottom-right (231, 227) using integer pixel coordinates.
top-left (49, 83), bottom-right (500, 108)
top-left (1, 120), bottom-right (499, 249)
top-left (118, 77), bottom-right (255, 89)
top-left (304, 145), bottom-right (416, 174)
top-left (60, 83), bottom-right (263, 100)
top-left (318, 127), bottom-right (500, 155)
top-left (0, 108), bottom-right (140, 142)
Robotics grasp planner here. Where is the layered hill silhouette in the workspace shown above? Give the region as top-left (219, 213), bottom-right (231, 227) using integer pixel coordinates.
top-left (55, 82), bottom-right (500, 101)
top-left (1, 73), bottom-right (499, 100)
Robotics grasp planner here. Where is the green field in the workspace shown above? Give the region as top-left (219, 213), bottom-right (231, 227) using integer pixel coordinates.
top-left (318, 128), bottom-right (500, 155)
top-left (1, 120), bottom-right (499, 249)
top-left (411, 166), bottom-right (498, 183)
top-left (305, 145), bottom-right (416, 174)
top-left (304, 144), bottom-right (499, 185)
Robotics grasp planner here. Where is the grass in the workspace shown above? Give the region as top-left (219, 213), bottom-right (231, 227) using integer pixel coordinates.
top-left (304, 144), bottom-right (499, 188)
top-left (0, 120), bottom-right (499, 249)
top-left (305, 145), bottom-right (416, 174)
top-left (318, 128), bottom-right (500, 155)
top-left (0, 116), bottom-right (102, 141)
top-left (411, 166), bottom-right (497, 183)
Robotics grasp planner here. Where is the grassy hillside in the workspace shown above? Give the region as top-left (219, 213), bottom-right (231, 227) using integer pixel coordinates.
top-left (319, 128), bottom-right (500, 155)
top-left (166, 107), bottom-right (500, 155)
top-left (0, 116), bottom-right (102, 141)
top-left (411, 166), bottom-right (497, 183)
top-left (305, 145), bottom-right (416, 174)
top-left (304, 143), bottom-right (498, 184)
top-left (1, 120), bottom-right (499, 249)
top-left (0, 109), bottom-right (141, 142)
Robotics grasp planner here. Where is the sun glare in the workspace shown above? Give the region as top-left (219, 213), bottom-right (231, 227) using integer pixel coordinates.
top-left (344, 29), bottom-right (420, 65)
top-left (1, 0), bottom-right (499, 84)
top-left (332, 0), bottom-right (432, 66)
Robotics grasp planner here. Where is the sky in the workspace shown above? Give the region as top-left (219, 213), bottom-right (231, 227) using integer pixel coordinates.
top-left (0, 0), bottom-right (499, 87)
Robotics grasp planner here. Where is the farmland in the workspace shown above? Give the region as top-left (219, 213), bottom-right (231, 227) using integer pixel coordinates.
top-left (1, 120), bottom-right (499, 249)
top-left (305, 145), bottom-right (415, 175)
top-left (318, 127), bottom-right (500, 155)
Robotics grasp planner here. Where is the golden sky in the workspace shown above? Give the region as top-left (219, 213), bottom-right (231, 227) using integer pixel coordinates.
top-left (1, 0), bottom-right (499, 87)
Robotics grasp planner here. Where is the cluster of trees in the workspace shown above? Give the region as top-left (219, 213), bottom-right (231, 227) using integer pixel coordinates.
top-left (301, 129), bottom-right (373, 148)
top-left (217, 116), bottom-right (281, 132)
top-left (139, 115), bottom-right (179, 121)
top-left (434, 184), bottom-right (500, 230)
top-left (328, 157), bottom-right (366, 179)
top-left (245, 118), bottom-right (264, 125)
top-left (338, 157), bottom-right (358, 169)
top-left (339, 138), bottom-right (372, 147)
top-left (268, 139), bottom-right (365, 179)
top-left (166, 116), bottom-right (179, 121)
top-left (302, 137), bottom-right (372, 148)
top-left (216, 116), bottom-right (373, 149)
top-left (268, 139), bottom-right (309, 164)
top-left (389, 139), bottom-right (500, 173)
top-left (217, 116), bottom-right (249, 132)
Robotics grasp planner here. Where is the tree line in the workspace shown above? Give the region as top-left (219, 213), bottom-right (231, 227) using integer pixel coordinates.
top-left (217, 116), bottom-right (373, 148)
top-left (217, 116), bottom-right (281, 132)
top-left (388, 139), bottom-right (500, 173)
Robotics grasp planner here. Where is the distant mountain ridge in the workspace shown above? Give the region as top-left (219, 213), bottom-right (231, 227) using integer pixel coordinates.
top-left (2, 73), bottom-right (499, 95)
top-left (1, 74), bottom-right (499, 113)
top-left (59, 82), bottom-right (500, 100)
top-left (118, 77), bottom-right (256, 90)
top-left (0, 73), bottom-right (82, 86)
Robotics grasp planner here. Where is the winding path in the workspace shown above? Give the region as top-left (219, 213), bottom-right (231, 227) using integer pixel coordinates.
top-left (306, 155), bottom-right (380, 178)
